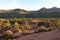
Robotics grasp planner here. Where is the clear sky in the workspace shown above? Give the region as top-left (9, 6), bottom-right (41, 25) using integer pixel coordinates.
top-left (0, 0), bottom-right (60, 10)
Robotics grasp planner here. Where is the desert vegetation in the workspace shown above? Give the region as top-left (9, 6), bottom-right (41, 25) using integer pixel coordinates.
top-left (0, 7), bottom-right (60, 40)
top-left (0, 18), bottom-right (59, 40)
top-left (0, 7), bottom-right (60, 18)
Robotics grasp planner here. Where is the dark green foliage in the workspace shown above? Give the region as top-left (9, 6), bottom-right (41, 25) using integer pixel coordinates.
top-left (0, 12), bottom-right (60, 18)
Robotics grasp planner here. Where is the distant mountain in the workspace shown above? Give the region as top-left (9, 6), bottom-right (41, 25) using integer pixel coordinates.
top-left (28, 7), bottom-right (60, 18)
top-left (0, 7), bottom-right (60, 18)
top-left (0, 8), bottom-right (28, 14)
top-left (38, 7), bottom-right (60, 13)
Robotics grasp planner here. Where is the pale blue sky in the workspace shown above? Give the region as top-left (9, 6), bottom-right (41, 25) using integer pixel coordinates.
top-left (0, 0), bottom-right (60, 10)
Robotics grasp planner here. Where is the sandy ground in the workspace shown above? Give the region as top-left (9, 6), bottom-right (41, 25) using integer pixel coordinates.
top-left (14, 29), bottom-right (60, 40)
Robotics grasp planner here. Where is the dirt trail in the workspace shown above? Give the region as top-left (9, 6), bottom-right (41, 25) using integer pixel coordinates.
top-left (14, 29), bottom-right (60, 40)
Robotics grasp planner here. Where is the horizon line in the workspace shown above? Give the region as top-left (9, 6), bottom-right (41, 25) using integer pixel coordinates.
top-left (0, 7), bottom-right (59, 11)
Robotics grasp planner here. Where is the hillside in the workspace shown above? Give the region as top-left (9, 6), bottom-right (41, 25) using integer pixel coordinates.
top-left (0, 7), bottom-right (60, 18)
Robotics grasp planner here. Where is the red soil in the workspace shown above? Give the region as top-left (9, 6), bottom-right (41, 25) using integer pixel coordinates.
top-left (13, 29), bottom-right (60, 40)
top-left (0, 29), bottom-right (60, 40)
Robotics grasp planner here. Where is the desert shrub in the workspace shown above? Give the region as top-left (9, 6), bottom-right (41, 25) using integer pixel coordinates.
top-left (2, 30), bottom-right (13, 40)
top-left (0, 33), bottom-right (2, 37)
top-left (17, 29), bottom-right (22, 32)
top-left (14, 22), bottom-right (19, 30)
top-left (25, 21), bottom-right (31, 30)
top-left (4, 30), bottom-right (13, 36)
top-left (41, 26), bottom-right (46, 30)
top-left (9, 20), bottom-right (15, 24)
top-left (5, 21), bottom-right (10, 27)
